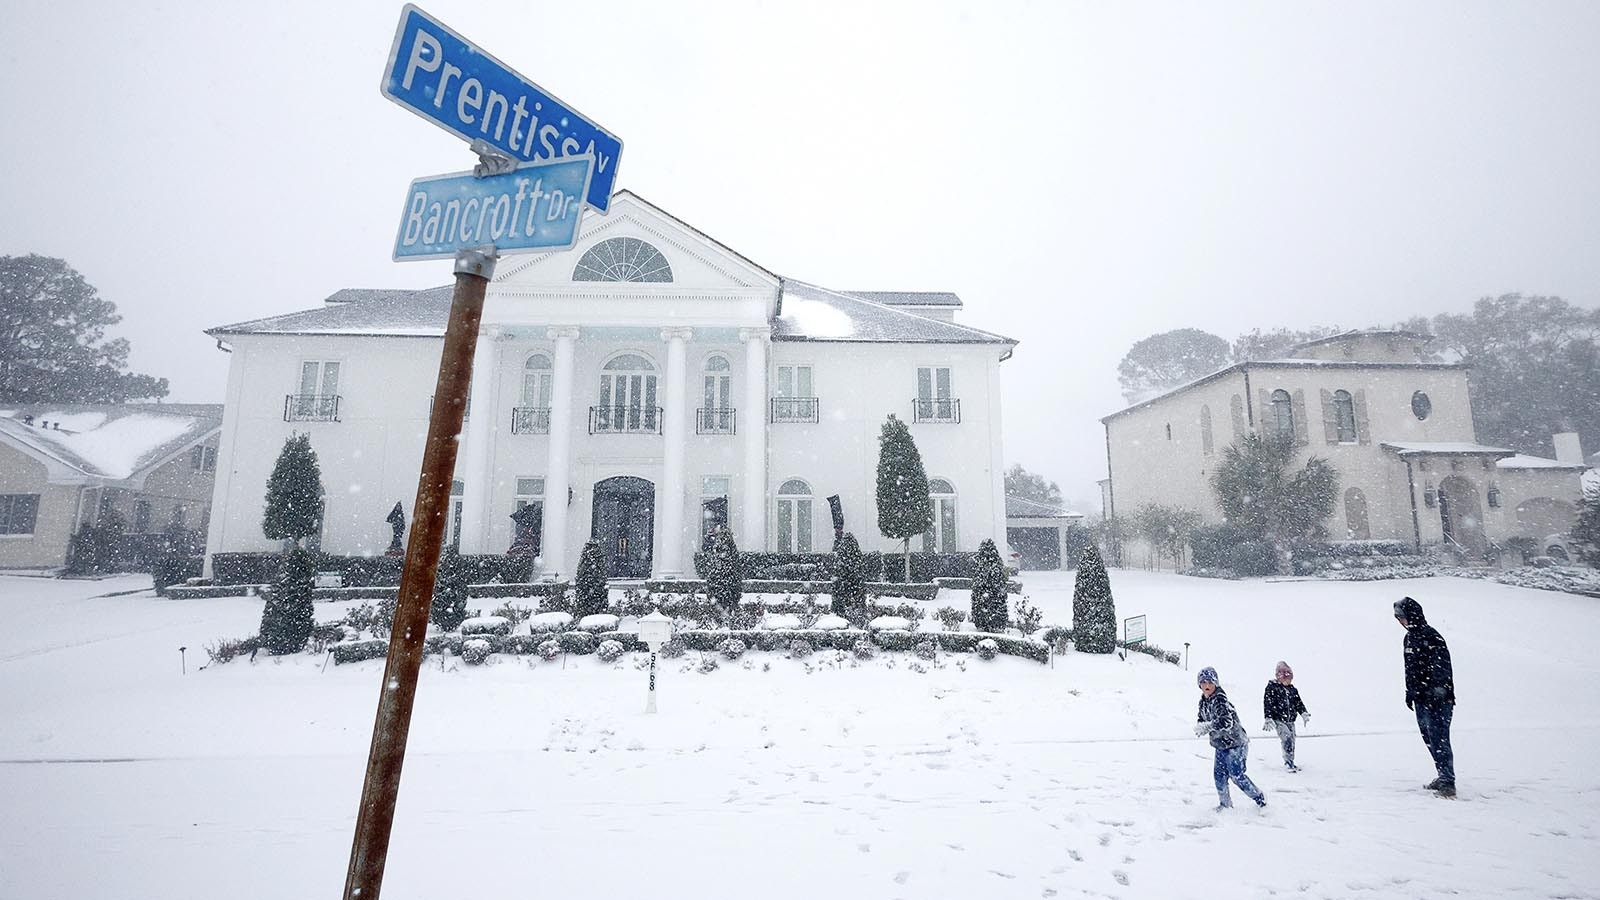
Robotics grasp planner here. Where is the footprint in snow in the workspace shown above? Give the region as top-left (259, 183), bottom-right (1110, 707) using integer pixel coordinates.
top-left (892, 872), bottom-right (910, 885)
top-left (1112, 871), bottom-right (1129, 886)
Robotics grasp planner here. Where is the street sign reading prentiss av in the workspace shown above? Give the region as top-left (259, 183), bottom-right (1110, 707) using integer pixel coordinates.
top-left (381, 4), bottom-right (622, 213)
top-left (393, 156), bottom-right (593, 260)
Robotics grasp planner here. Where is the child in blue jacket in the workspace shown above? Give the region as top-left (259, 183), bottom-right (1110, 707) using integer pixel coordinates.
top-left (1195, 666), bottom-right (1266, 811)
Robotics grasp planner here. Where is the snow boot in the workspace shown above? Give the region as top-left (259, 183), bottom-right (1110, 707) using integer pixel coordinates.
top-left (1285, 763), bottom-right (1301, 773)
top-left (1423, 778), bottom-right (1443, 791)
top-left (1254, 797), bottom-right (1267, 808)
top-left (1434, 782), bottom-right (1456, 799)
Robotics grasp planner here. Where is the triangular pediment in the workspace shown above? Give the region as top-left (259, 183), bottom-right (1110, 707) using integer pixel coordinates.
top-left (490, 191), bottom-right (778, 295)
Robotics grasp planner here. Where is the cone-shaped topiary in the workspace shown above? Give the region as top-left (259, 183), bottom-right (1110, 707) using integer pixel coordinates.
top-left (970, 538), bottom-right (1009, 632)
top-left (573, 540), bottom-right (609, 620)
top-left (430, 546), bottom-right (470, 631)
top-left (831, 531), bottom-right (866, 616)
top-left (705, 526), bottom-right (743, 618)
top-left (260, 546), bottom-right (316, 654)
top-left (262, 434), bottom-right (325, 547)
top-left (875, 414), bottom-right (933, 582)
top-left (1072, 544), bottom-right (1116, 653)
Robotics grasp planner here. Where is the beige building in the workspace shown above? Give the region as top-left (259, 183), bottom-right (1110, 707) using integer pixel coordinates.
top-left (0, 405), bottom-right (222, 569)
top-left (1101, 331), bottom-right (1587, 566)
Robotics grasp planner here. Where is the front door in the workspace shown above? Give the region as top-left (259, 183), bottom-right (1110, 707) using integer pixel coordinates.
top-left (591, 476), bottom-right (655, 578)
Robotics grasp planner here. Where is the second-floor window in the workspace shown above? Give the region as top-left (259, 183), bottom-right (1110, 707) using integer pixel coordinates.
top-left (515, 354), bottom-right (553, 434)
top-left (1333, 390), bottom-right (1357, 443)
top-left (190, 445), bottom-right (217, 473)
top-left (700, 355), bottom-right (734, 433)
top-left (773, 364), bottom-right (817, 422)
top-left (289, 361), bottom-right (341, 421)
top-left (1268, 389), bottom-right (1294, 442)
top-left (915, 366), bottom-right (958, 422)
top-left (596, 353), bottom-right (659, 432)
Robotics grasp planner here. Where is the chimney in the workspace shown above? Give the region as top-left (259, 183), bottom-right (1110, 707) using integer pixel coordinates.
top-left (1553, 432), bottom-right (1584, 465)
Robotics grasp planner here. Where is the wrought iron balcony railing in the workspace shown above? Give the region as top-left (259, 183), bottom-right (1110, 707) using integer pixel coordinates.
top-left (770, 397), bottom-right (819, 424)
top-left (284, 394), bottom-right (340, 422)
top-left (590, 405), bottom-right (662, 434)
top-left (512, 407), bottom-right (552, 434)
top-left (696, 407), bottom-right (737, 435)
top-left (912, 398), bottom-right (961, 423)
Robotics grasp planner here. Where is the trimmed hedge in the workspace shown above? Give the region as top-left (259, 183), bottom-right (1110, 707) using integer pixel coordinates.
top-left (210, 552), bottom-right (542, 587)
top-left (688, 550), bottom-right (986, 584)
top-left (1041, 625), bottom-right (1183, 666)
top-left (1291, 540), bottom-right (1418, 575)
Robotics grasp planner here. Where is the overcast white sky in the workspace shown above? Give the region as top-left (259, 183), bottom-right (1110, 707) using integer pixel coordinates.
top-left (3, 0), bottom-right (1597, 509)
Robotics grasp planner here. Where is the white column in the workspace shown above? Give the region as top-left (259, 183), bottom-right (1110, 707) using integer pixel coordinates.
top-left (740, 328), bottom-right (769, 550)
top-left (656, 327), bottom-right (692, 577)
top-left (458, 327), bottom-right (499, 553)
top-left (541, 327), bottom-right (580, 578)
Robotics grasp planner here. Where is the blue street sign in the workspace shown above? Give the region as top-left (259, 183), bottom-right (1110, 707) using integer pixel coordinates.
top-left (392, 157), bottom-right (594, 261)
top-left (381, 4), bottom-right (623, 213)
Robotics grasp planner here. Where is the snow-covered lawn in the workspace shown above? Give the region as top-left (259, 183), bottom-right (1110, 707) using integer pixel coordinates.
top-left (1, 570), bottom-right (1596, 899)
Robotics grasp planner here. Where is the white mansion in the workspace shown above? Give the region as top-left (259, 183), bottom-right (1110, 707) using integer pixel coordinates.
top-left (1101, 330), bottom-right (1588, 564)
top-left (202, 192), bottom-right (1016, 578)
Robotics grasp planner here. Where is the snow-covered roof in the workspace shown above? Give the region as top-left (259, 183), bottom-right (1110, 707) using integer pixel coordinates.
top-left (774, 280), bottom-right (1014, 346)
top-left (1287, 329), bottom-right (1433, 353)
top-left (0, 404), bottom-right (222, 482)
top-left (1102, 359), bottom-right (1468, 423)
top-left (1380, 441), bottom-right (1515, 458)
top-left (1496, 454), bottom-right (1588, 471)
top-left (1004, 495), bottom-right (1082, 519)
top-left (843, 290), bottom-right (963, 309)
top-left (209, 287), bottom-right (455, 337)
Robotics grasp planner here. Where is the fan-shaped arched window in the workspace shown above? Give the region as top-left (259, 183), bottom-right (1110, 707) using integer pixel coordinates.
top-left (700, 354), bottom-right (733, 433)
top-left (923, 478), bottom-right (959, 552)
top-left (776, 478), bottom-right (813, 552)
top-left (596, 353), bottom-right (659, 432)
top-left (1269, 389), bottom-right (1295, 442)
top-left (1333, 390), bottom-right (1357, 443)
top-left (573, 237), bottom-right (673, 282)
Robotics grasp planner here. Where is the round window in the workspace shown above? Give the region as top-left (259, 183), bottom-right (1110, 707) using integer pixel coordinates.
top-left (1411, 391), bottom-right (1432, 420)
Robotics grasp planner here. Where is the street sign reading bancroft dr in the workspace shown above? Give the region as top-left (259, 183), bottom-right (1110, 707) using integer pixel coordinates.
top-left (381, 3), bottom-right (623, 213)
top-left (393, 156), bottom-right (593, 260)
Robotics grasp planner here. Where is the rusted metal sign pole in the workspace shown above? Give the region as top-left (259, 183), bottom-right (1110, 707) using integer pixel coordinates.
top-left (342, 246), bottom-right (495, 900)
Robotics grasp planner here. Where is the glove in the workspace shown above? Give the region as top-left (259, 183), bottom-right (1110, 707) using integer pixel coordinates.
top-left (1262, 719), bottom-right (1273, 733)
top-left (1194, 721), bottom-right (1211, 737)
top-left (1301, 713), bottom-right (1310, 726)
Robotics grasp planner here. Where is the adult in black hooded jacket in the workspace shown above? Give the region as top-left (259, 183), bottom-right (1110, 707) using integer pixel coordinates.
top-left (1394, 596), bottom-right (1456, 796)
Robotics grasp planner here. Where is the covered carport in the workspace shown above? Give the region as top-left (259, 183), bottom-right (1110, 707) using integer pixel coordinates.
top-left (1004, 495), bottom-right (1084, 570)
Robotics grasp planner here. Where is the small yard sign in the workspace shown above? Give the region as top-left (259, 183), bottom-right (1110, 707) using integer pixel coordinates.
top-left (1124, 614), bottom-right (1147, 646)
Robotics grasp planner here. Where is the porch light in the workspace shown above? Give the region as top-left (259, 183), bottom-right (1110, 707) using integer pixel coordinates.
top-left (1423, 480), bottom-right (1437, 509)
top-left (1487, 483), bottom-right (1502, 508)
top-left (639, 610), bottom-right (675, 714)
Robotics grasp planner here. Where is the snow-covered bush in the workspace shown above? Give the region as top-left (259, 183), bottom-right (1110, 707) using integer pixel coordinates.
top-left (205, 635), bottom-right (259, 665)
top-left (659, 638), bottom-right (686, 659)
top-left (976, 638), bottom-right (999, 660)
top-left (698, 655), bottom-right (720, 673)
top-left (578, 613), bottom-right (620, 632)
top-left (528, 611), bottom-right (573, 633)
top-left (970, 539), bottom-right (1009, 632)
top-left (489, 601), bottom-right (533, 627)
top-left (596, 639), bottom-right (626, 662)
top-left (430, 548), bottom-right (470, 631)
top-left (914, 640), bottom-right (937, 660)
top-left (811, 614), bottom-right (850, 630)
top-left (537, 639), bottom-right (562, 660)
top-left (461, 615), bottom-right (511, 636)
top-left (1071, 546), bottom-right (1116, 653)
top-left (789, 639), bottom-right (813, 659)
top-left (574, 540), bottom-right (608, 619)
top-left (853, 639), bottom-right (877, 660)
top-left (1010, 597), bottom-right (1044, 634)
top-left (461, 638), bottom-right (493, 665)
top-left (260, 547), bottom-right (316, 654)
top-left (934, 606), bottom-right (967, 631)
top-left (761, 613), bottom-right (802, 630)
top-left (868, 615), bottom-right (911, 631)
top-left (718, 637), bottom-right (747, 660)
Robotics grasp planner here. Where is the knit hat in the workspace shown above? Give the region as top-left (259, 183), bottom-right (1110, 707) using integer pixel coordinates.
top-left (1197, 666), bottom-right (1219, 687)
top-left (1275, 661), bottom-right (1293, 679)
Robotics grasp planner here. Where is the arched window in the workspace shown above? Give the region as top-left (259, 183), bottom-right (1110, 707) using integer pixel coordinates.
top-left (597, 353), bottom-right (659, 432)
top-left (1269, 389), bottom-right (1295, 442)
top-left (1200, 405), bottom-right (1214, 456)
top-left (700, 354), bottom-right (733, 433)
top-left (513, 353), bottom-right (553, 434)
top-left (1333, 390), bottom-right (1357, 443)
top-left (573, 237), bottom-right (673, 282)
top-left (922, 478), bottom-right (958, 553)
top-left (776, 478), bottom-right (813, 552)
top-left (1344, 487), bottom-right (1370, 540)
